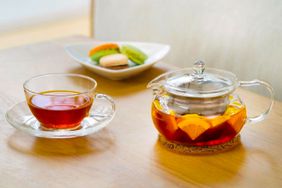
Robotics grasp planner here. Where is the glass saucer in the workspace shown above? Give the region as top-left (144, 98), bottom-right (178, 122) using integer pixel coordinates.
top-left (5, 97), bottom-right (115, 138)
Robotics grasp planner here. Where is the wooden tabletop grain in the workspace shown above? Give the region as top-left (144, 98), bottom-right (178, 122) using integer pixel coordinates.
top-left (0, 36), bottom-right (281, 188)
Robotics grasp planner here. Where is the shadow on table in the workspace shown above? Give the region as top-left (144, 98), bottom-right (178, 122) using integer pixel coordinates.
top-left (67, 64), bottom-right (169, 97)
top-left (153, 140), bottom-right (246, 185)
top-left (7, 128), bottom-right (115, 156)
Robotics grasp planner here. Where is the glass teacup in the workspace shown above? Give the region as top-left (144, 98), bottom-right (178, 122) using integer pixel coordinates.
top-left (24, 73), bottom-right (105, 130)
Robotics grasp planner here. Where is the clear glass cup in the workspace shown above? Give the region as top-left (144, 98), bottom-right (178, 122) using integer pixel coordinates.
top-left (23, 73), bottom-right (113, 130)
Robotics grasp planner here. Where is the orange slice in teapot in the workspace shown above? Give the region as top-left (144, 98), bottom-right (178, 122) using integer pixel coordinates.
top-left (153, 100), bottom-right (163, 111)
top-left (227, 107), bottom-right (247, 133)
top-left (178, 116), bottom-right (211, 140)
top-left (153, 99), bottom-right (176, 116)
top-left (224, 106), bottom-right (238, 116)
top-left (206, 105), bottom-right (242, 127)
top-left (152, 100), bottom-right (178, 133)
top-left (207, 115), bottom-right (228, 127)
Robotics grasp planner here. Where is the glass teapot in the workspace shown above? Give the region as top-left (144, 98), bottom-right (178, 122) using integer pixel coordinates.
top-left (147, 61), bottom-right (274, 146)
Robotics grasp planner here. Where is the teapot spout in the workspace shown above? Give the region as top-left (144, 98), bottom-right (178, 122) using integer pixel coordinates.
top-left (147, 74), bottom-right (165, 89)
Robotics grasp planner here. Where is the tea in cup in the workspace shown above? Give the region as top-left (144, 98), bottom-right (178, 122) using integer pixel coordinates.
top-left (24, 73), bottom-right (97, 130)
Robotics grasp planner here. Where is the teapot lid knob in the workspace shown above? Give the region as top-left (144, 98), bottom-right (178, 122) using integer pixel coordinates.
top-left (192, 60), bottom-right (205, 80)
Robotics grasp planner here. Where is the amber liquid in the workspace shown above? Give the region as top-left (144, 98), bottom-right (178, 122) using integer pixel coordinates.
top-left (152, 99), bottom-right (247, 146)
top-left (28, 90), bottom-right (93, 129)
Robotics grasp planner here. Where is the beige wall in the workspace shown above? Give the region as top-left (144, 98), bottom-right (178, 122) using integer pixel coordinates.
top-left (0, 0), bottom-right (89, 33)
top-left (0, 0), bottom-right (90, 50)
top-left (94, 0), bottom-right (282, 100)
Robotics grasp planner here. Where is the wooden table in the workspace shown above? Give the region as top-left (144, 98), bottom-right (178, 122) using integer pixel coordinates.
top-left (0, 36), bottom-right (281, 188)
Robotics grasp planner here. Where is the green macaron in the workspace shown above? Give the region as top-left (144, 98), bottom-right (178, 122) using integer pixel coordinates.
top-left (120, 45), bottom-right (148, 65)
top-left (90, 49), bottom-right (119, 62)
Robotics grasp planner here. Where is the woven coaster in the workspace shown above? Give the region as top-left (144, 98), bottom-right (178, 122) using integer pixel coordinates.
top-left (158, 135), bottom-right (241, 155)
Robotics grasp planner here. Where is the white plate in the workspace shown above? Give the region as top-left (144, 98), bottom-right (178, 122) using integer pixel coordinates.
top-left (65, 41), bottom-right (170, 80)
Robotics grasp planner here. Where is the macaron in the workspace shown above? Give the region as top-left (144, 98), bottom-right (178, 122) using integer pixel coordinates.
top-left (120, 45), bottom-right (148, 65)
top-left (89, 43), bottom-right (119, 62)
top-left (99, 54), bottom-right (129, 68)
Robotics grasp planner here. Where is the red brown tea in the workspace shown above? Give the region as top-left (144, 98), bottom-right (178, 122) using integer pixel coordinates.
top-left (152, 99), bottom-right (247, 146)
top-left (28, 90), bottom-right (93, 129)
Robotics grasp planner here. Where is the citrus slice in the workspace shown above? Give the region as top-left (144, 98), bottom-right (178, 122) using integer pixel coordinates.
top-left (178, 117), bottom-right (211, 140)
top-left (178, 114), bottom-right (201, 120)
top-left (224, 106), bottom-right (239, 116)
top-left (153, 100), bottom-right (175, 115)
top-left (207, 105), bottom-right (242, 127)
top-left (227, 108), bottom-right (247, 133)
top-left (152, 100), bottom-right (178, 133)
top-left (153, 100), bottom-right (163, 111)
top-left (207, 115), bottom-right (228, 127)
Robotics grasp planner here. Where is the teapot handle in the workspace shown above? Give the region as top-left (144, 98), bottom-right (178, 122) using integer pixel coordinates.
top-left (239, 80), bottom-right (274, 124)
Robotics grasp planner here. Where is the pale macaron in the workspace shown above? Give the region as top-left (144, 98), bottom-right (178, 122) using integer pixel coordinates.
top-left (100, 54), bottom-right (129, 67)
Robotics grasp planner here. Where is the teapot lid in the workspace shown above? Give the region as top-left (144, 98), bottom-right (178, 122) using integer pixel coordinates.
top-left (162, 61), bottom-right (239, 98)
